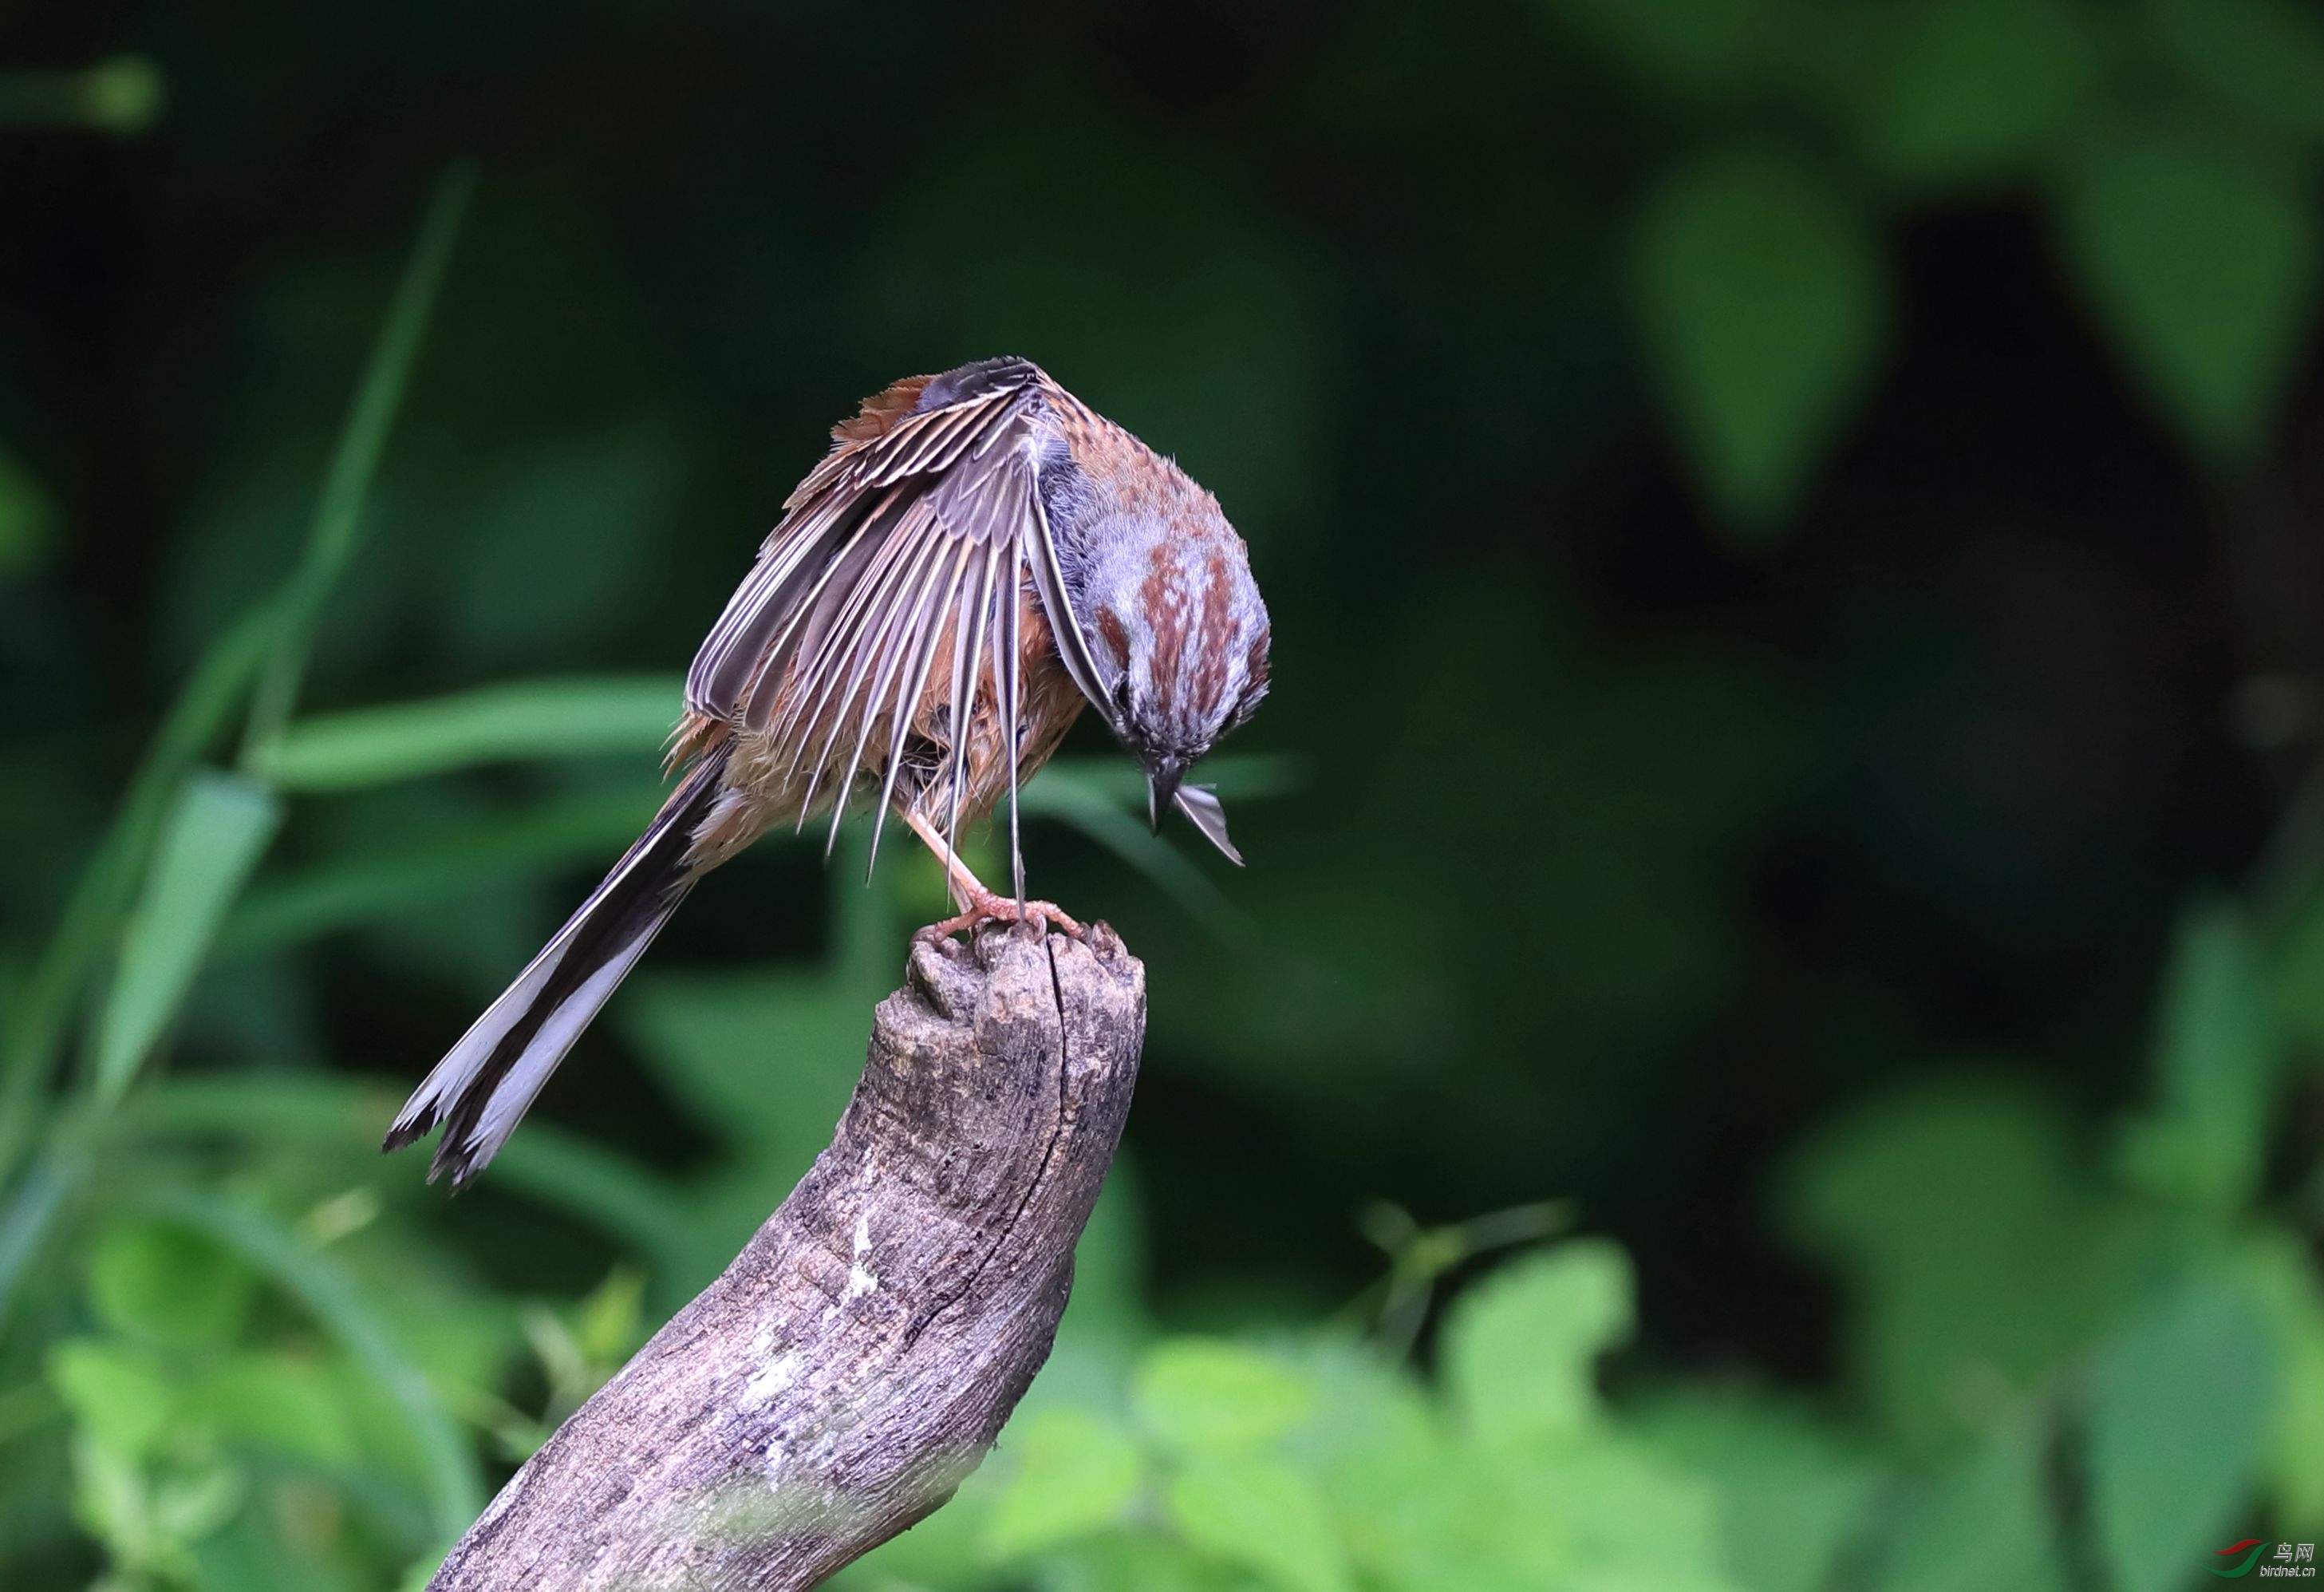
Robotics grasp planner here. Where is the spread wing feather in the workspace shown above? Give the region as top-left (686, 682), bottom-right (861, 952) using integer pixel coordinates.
top-left (683, 361), bottom-right (1060, 883)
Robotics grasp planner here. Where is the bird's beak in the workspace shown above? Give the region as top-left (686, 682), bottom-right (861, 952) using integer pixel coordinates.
top-left (1146, 756), bottom-right (1185, 833)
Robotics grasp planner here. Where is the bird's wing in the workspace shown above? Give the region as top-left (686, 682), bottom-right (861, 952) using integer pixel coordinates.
top-left (684, 358), bottom-right (1092, 892)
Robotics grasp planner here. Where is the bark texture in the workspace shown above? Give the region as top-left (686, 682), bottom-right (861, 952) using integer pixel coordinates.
top-left (426, 923), bottom-right (1146, 1591)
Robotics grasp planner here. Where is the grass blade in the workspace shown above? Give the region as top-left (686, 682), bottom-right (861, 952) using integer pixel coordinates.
top-left (0, 164), bottom-right (471, 1175)
top-left (89, 769), bottom-right (283, 1106)
top-left (253, 675), bottom-right (681, 792)
top-left (240, 162), bottom-right (476, 767)
top-left (125, 1073), bottom-right (388, 1145)
top-left (219, 780), bottom-right (662, 957)
top-left (0, 609), bottom-right (273, 1177)
top-left (0, 1150), bottom-right (79, 1334)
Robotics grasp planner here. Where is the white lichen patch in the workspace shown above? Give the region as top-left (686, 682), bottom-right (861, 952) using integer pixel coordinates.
top-left (841, 1211), bottom-right (879, 1302)
top-left (741, 1351), bottom-right (802, 1408)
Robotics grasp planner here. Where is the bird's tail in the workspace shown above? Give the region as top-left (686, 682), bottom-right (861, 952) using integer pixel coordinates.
top-left (383, 741), bottom-right (732, 1187)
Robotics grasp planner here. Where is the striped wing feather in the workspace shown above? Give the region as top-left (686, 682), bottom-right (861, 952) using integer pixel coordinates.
top-left (684, 364), bottom-right (1059, 884)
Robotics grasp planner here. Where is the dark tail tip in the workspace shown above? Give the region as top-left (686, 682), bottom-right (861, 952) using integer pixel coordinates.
top-left (381, 743), bottom-right (729, 1187)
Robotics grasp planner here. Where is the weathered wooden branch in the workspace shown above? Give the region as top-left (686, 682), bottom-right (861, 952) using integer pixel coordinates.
top-left (427, 923), bottom-right (1146, 1591)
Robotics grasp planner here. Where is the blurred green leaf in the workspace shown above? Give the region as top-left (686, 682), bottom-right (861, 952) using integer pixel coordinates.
top-left (1167, 1452), bottom-right (1351, 1592)
top-left (1632, 149), bottom-right (1889, 535)
top-left (1441, 1240), bottom-right (1632, 1447)
top-left (1875, 1408), bottom-right (2067, 1592)
top-left (1285, 1341), bottom-right (1442, 1514)
top-left (91, 768), bottom-right (282, 1107)
top-left (2117, 903), bottom-right (2277, 1215)
top-left (1513, 1442), bottom-right (1737, 1592)
top-left (2231, 1231), bottom-right (2324, 1528)
top-left (64, 1437), bottom-right (148, 1563)
top-left (981, 1407), bottom-right (1143, 1562)
top-left (519, 1274), bottom-right (640, 1435)
top-left (2056, 132), bottom-right (2320, 468)
top-left (573, 1265), bottom-right (646, 1365)
top-left (0, 56), bottom-right (164, 133)
top-left (1134, 1338), bottom-right (1315, 1454)
top-left (0, 449), bottom-right (60, 579)
top-left (835, 1448), bottom-right (1009, 1590)
top-left (241, 164), bottom-right (475, 764)
top-left (182, 1351), bottom-right (361, 1470)
top-left (1635, 1390), bottom-right (1879, 1592)
top-left (48, 1340), bottom-right (172, 1458)
top-left (1856, 0), bottom-right (2098, 187)
top-left (80, 56), bottom-right (164, 133)
top-left (1045, 1171), bottom-right (1150, 1353)
top-left (88, 1219), bottom-right (255, 1349)
top-left (2089, 1271), bottom-right (2276, 1592)
top-left (2267, 885), bottom-right (2324, 1050)
top-left (185, 1511), bottom-right (330, 1592)
top-left (66, 1436), bottom-right (243, 1583)
top-left (145, 1188), bottom-right (483, 1543)
top-left (1780, 1081), bottom-right (2157, 1450)
top-left (1534, 0), bottom-right (1791, 100)
top-left (2144, 0), bottom-right (2324, 140)
top-left (254, 675), bottom-right (678, 791)
top-left (1320, 1408), bottom-right (1739, 1592)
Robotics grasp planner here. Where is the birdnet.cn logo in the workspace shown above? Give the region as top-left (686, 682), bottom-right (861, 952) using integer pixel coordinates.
top-left (2213, 1540), bottom-right (2318, 1578)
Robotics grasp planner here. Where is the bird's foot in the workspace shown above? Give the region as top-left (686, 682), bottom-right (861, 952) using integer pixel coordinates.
top-left (915, 887), bottom-right (1087, 944)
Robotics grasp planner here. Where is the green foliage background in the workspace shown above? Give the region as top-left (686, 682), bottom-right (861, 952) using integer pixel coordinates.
top-left (7, 2), bottom-right (2324, 1587)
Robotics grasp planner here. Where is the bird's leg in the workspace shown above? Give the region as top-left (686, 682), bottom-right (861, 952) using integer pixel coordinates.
top-left (901, 808), bottom-right (1086, 942)
top-left (902, 805), bottom-right (984, 911)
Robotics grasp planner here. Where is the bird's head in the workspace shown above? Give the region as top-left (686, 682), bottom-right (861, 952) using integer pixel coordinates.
top-left (1073, 517), bottom-right (1270, 856)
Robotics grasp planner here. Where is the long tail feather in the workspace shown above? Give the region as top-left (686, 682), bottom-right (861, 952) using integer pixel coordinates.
top-left (382, 742), bottom-right (732, 1187)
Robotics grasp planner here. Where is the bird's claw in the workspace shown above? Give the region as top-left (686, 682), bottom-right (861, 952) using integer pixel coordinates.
top-left (915, 891), bottom-right (1087, 944)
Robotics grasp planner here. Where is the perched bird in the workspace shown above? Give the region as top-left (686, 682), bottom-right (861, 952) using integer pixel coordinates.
top-left (384, 357), bottom-right (1272, 1186)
